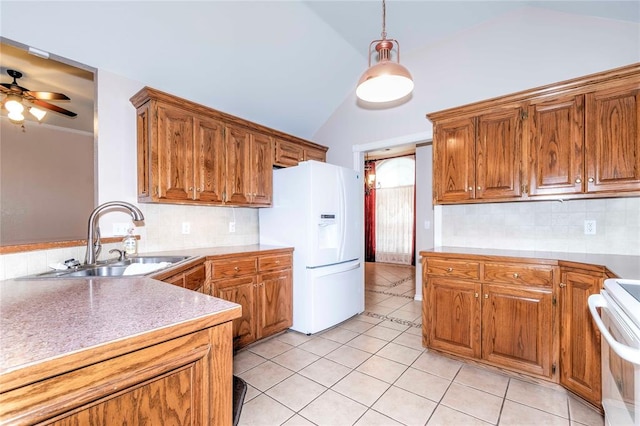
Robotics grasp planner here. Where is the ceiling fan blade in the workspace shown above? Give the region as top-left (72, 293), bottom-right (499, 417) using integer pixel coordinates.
top-left (31, 99), bottom-right (77, 117)
top-left (25, 91), bottom-right (71, 101)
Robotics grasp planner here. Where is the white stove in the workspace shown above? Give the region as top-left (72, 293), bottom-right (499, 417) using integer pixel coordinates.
top-left (589, 279), bottom-right (640, 426)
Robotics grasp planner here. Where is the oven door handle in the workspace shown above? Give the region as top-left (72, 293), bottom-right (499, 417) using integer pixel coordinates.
top-left (588, 294), bottom-right (640, 365)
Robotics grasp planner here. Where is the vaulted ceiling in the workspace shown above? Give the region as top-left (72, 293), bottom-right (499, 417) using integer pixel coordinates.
top-left (1, 1), bottom-right (638, 138)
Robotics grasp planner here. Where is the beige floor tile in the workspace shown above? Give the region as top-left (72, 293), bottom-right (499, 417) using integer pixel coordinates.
top-left (333, 370), bottom-right (391, 406)
top-left (568, 396), bottom-right (603, 426)
top-left (271, 347), bottom-right (320, 372)
top-left (248, 338), bottom-right (294, 359)
top-left (377, 318), bottom-right (410, 331)
top-left (405, 325), bottom-right (423, 336)
top-left (376, 342), bottom-right (422, 365)
top-left (298, 357), bottom-right (352, 387)
top-left (411, 351), bottom-right (462, 380)
top-left (297, 336), bottom-right (342, 356)
top-left (325, 345), bottom-right (372, 369)
top-left (454, 364), bottom-right (509, 397)
top-left (243, 384), bottom-right (261, 403)
top-left (346, 334), bottom-right (389, 353)
top-left (356, 355), bottom-right (408, 384)
top-left (397, 300), bottom-right (422, 314)
top-left (265, 373), bottom-right (327, 412)
top-left (372, 386), bottom-right (437, 426)
top-left (354, 409), bottom-right (404, 425)
top-left (392, 331), bottom-right (426, 351)
top-left (298, 389), bottom-right (368, 426)
top-left (506, 378), bottom-right (569, 418)
top-left (281, 414), bottom-right (316, 426)
top-left (388, 308), bottom-right (422, 323)
top-left (237, 393), bottom-right (295, 426)
top-left (427, 404), bottom-right (493, 425)
top-left (238, 360), bottom-right (294, 392)
top-left (441, 382), bottom-right (503, 424)
top-left (364, 324), bottom-right (403, 341)
top-left (394, 367), bottom-right (452, 403)
top-left (499, 400), bottom-right (570, 425)
top-left (356, 313), bottom-right (384, 325)
top-left (366, 304), bottom-right (397, 316)
top-left (377, 295), bottom-right (413, 309)
top-left (275, 330), bottom-right (315, 347)
top-left (233, 350), bottom-right (266, 375)
top-left (320, 326), bottom-right (360, 344)
top-left (339, 318), bottom-right (376, 333)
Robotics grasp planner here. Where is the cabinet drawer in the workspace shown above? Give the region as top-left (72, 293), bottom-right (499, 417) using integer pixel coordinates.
top-left (184, 264), bottom-right (206, 291)
top-left (484, 263), bottom-right (555, 287)
top-left (426, 259), bottom-right (480, 280)
top-left (259, 255), bottom-right (292, 272)
top-left (211, 258), bottom-right (257, 279)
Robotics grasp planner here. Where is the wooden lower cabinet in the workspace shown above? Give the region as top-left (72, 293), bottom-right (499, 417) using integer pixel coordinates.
top-left (0, 323), bottom-right (235, 425)
top-left (422, 251), bottom-right (607, 408)
top-left (155, 260), bottom-right (209, 294)
top-left (559, 267), bottom-right (604, 406)
top-left (212, 250), bottom-right (293, 350)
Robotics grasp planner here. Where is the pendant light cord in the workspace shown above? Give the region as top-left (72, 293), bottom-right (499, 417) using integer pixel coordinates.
top-left (381, 0), bottom-right (387, 40)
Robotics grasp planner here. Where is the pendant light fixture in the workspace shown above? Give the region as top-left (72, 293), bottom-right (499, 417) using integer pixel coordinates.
top-left (356, 0), bottom-right (414, 103)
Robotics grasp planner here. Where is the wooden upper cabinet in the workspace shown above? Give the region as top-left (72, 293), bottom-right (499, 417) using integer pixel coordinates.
top-left (476, 107), bottom-right (522, 199)
top-left (273, 137), bottom-right (328, 167)
top-left (428, 63), bottom-right (640, 204)
top-left (585, 81), bottom-right (640, 193)
top-left (433, 117), bottom-right (475, 202)
top-left (194, 117), bottom-right (225, 203)
top-left (156, 104), bottom-right (195, 201)
top-left (528, 94), bottom-right (585, 196)
top-left (250, 132), bottom-right (273, 206)
top-left (225, 125), bottom-right (252, 205)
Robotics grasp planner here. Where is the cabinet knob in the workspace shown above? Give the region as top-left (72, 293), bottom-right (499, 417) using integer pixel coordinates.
top-left (189, 187), bottom-right (194, 191)
top-left (468, 186), bottom-right (473, 191)
top-left (588, 177), bottom-right (594, 183)
top-left (484, 294), bottom-right (488, 299)
top-left (234, 266), bottom-right (240, 272)
top-left (559, 282), bottom-right (566, 288)
top-left (477, 186), bottom-right (482, 191)
top-left (446, 267), bottom-right (453, 272)
top-left (513, 273), bottom-right (520, 279)
top-left (475, 292), bottom-right (479, 298)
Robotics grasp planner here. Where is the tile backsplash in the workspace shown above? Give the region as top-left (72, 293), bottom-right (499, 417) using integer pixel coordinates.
top-left (0, 204), bottom-right (259, 280)
top-left (438, 197), bottom-right (640, 255)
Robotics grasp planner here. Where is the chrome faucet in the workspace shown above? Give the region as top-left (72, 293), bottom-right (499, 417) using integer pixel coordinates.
top-left (85, 201), bottom-right (144, 265)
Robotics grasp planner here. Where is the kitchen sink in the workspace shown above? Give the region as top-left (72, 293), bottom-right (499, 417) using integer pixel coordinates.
top-left (18, 255), bottom-right (194, 280)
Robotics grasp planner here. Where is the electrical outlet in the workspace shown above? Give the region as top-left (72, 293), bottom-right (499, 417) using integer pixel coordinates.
top-left (112, 223), bottom-right (129, 235)
top-left (182, 222), bottom-right (191, 234)
top-left (229, 222), bottom-right (236, 233)
top-left (584, 220), bottom-right (596, 235)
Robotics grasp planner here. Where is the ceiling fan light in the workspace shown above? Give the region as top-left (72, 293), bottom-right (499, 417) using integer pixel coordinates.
top-left (7, 110), bottom-right (25, 123)
top-left (5, 95), bottom-right (24, 114)
top-left (29, 106), bottom-right (47, 121)
top-left (356, 61), bottom-right (414, 103)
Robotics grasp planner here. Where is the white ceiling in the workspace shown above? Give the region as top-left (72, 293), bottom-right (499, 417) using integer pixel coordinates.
top-left (1, 1), bottom-right (638, 138)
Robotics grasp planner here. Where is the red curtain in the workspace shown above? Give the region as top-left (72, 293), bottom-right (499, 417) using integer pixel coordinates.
top-left (364, 160), bottom-right (376, 262)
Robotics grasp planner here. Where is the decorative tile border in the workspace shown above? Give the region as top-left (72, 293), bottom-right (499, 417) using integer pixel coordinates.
top-left (362, 311), bottom-right (421, 328)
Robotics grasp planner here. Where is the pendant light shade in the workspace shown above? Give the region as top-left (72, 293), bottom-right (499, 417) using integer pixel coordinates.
top-left (356, 0), bottom-right (414, 103)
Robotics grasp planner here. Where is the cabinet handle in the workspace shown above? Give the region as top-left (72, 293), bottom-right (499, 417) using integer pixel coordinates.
top-left (446, 267), bottom-right (453, 272)
top-left (559, 282), bottom-right (566, 288)
top-left (475, 292), bottom-right (479, 298)
top-left (234, 266), bottom-right (240, 272)
top-left (575, 178), bottom-right (582, 184)
top-left (513, 273), bottom-right (520, 279)
top-left (588, 177), bottom-right (594, 183)
top-left (484, 294), bottom-right (488, 299)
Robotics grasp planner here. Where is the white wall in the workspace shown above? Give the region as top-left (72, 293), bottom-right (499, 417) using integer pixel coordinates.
top-left (316, 7), bottom-right (640, 260)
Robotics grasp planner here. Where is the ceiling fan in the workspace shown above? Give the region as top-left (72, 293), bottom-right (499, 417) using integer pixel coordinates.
top-left (0, 69), bottom-right (77, 124)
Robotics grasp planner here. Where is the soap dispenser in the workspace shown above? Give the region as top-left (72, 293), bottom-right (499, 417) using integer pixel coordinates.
top-left (123, 228), bottom-right (138, 256)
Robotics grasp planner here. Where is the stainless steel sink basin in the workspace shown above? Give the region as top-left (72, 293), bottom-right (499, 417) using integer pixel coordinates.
top-left (18, 255), bottom-right (194, 280)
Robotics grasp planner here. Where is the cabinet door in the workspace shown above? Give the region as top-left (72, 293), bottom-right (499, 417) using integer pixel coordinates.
top-left (528, 95), bottom-right (585, 196)
top-left (304, 147), bottom-right (326, 162)
top-left (216, 276), bottom-right (257, 348)
top-left (559, 269), bottom-right (602, 406)
top-left (426, 278), bottom-right (481, 358)
top-left (224, 125), bottom-right (251, 204)
top-left (482, 284), bottom-right (553, 378)
top-left (184, 263), bottom-right (208, 294)
top-left (258, 270), bottom-right (292, 338)
top-left (194, 116), bottom-right (225, 203)
top-left (249, 132), bottom-right (273, 206)
top-left (156, 104), bottom-right (194, 201)
top-left (586, 83), bottom-right (640, 193)
top-left (433, 117), bottom-right (476, 203)
top-left (476, 107), bottom-right (523, 199)
top-left (274, 138), bottom-right (304, 167)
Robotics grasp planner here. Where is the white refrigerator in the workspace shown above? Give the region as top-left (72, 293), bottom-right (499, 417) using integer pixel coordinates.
top-left (259, 160), bottom-right (364, 334)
